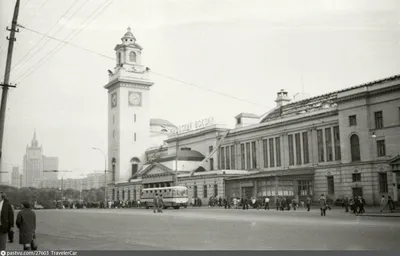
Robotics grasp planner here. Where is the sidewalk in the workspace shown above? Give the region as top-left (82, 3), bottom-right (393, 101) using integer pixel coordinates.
top-left (190, 205), bottom-right (400, 217)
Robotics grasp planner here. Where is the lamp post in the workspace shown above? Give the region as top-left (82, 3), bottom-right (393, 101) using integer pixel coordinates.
top-left (92, 147), bottom-right (107, 207)
top-left (161, 126), bottom-right (179, 186)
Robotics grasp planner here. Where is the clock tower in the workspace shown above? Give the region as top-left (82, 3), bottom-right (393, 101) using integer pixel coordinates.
top-left (104, 27), bottom-right (154, 184)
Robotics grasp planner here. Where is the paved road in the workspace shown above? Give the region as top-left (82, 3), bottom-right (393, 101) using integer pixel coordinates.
top-left (6, 207), bottom-right (400, 250)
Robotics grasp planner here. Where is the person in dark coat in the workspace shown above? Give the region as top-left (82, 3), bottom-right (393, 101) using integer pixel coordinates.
top-left (16, 201), bottom-right (36, 250)
top-left (0, 192), bottom-right (14, 250)
top-left (306, 196), bottom-right (312, 212)
top-left (343, 196), bottom-right (349, 212)
top-left (319, 194), bottom-right (327, 216)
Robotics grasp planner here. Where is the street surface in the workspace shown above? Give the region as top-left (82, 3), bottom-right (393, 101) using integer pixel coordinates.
top-left (6, 207), bottom-right (400, 250)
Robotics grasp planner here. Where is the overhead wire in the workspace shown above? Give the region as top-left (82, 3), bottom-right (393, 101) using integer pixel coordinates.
top-left (11, 0), bottom-right (84, 75)
top-left (15, 0), bottom-right (114, 83)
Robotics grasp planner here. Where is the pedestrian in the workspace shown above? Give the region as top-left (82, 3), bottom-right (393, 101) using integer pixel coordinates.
top-left (16, 201), bottom-right (37, 250)
top-left (4, 197), bottom-right (14, 243)
top-left (380, 195), bottom-right (387, 213)
top-left (387, 196), bottom-right (395, 212)
top-left (158, 195), bottom-right (164, 213)
top-left (276, 197), bottom-right (280, 211)
top-left (264, 197), bottom-right (270, 210)
top-left (353, 197), bottom-right (359, 215)
top-left (291, 198), bottom-right (297, 211)
top-left (286, 197), bottom-right (291, 211)
top-left (319, 194), bottom-right (327, 216)
top-left (153, 193), bottom-right (159, 213)
top-left (358, 196), bottom-right (365, 215)
top-left (0, 191), bottom-right (14, 250)
top-left (343, 196), bottom-right (349, 213)
top-left (306, 197), bottom-right (311, 212)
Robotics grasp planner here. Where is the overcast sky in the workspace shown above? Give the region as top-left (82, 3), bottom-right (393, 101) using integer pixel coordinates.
top-left (0, 0), bottom-right (399, 181)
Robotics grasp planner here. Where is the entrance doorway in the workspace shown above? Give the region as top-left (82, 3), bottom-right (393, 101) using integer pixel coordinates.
top-left (241, 187), bottom-right (253, 199)
top-left (352, 187), bottom-right (363, 198)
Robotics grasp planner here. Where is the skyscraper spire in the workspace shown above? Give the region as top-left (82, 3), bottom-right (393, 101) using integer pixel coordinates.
top-left (31, 129), bottom-right (38, 147)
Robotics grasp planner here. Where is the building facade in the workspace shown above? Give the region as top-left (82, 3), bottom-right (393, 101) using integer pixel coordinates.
top-left (105, 29), bottom-right (400, 206)
top-left (22, 130), bottom-right (61, 188)
top-left (23, 130), bottom-right (44, 188)
top-left (11, 166), bottom-right (21, 188)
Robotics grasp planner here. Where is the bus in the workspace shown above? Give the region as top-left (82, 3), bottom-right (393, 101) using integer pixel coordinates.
top-left (140, 186), bottom-right (188, 209)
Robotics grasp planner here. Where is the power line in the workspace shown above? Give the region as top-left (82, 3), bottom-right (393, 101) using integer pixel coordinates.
top-left (15, 22), bottom-right (270, 109)
top-left (15, 0), bottom-right (114, 83)
top-left (11, 0), bottom-right (84, 75)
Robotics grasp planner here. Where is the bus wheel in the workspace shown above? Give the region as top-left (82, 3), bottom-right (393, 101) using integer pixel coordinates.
top-left (173, 206), bottom-right (180, 209)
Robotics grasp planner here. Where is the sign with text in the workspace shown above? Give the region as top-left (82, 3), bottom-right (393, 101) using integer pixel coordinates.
top-left (177, 117), bottom-right (215, 135)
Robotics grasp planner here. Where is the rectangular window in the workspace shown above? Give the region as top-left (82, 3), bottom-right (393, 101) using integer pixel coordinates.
top-left (325, 128), bottom-right (333, 161)
top-left (210, 158), bottom-right (214, 171)
top-left (230, 145), bottom-right (235, 169)
top-left (193, 185), bottom-right (198, 198)
top-left (263, 139), bottom-right (268, 168)
top-left (333, 126), bottom-right (341, 160)
top-left (269, 138), bottom-right (275, 167)
top-left (226, 146), bottom-right (231, 170)
top-left (113, 115), bottom-right (115, 124)
top-left (113, 130), bottom-right (115, 139)
top-left (128, 190), bottom-right (131, 200)
top-left (221, 147), bottom-right (225, 169)
top-left (209, 146), bottom-right (213, 153)
top-left (317, 129), bottom-right (324, 162)
top-left (203, 185), bottom-right (208, 198)
top-left (275, 137), bottom-right (281, 167)
top-left (377, 140), bottom-right (386, 157)
top-left (302, 132), bottom-right (309, 164)
top-left (134, 133), bottom-right (136, 142)
top-left (295, 133), bottom-right (302, 165)
top-left (327, 176), bottom-right (335, 194)
top-left (241, 144), bottom-right (245, 170)
top-left (246, 142), bottom-right (251, 170)
top-left (288, 134), bottom-right (294, 166)
top-left (375, 111), bottom-right (383, 129)
top-left (134, 114), bottom-right (136, 122)
top-left (379, 173), bottom-right (388, 193)
top-left (349, 115), bottom-right (357, 126)
top-left (214, 184), bottom-right (218, 197)
top-left (352, 173), bottom-right (361, 182)
top-left (251, 141), bottom-right (257, 169)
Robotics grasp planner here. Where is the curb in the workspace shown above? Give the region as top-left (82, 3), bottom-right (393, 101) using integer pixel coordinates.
top-left (358, 214), bottom-right (400, 218)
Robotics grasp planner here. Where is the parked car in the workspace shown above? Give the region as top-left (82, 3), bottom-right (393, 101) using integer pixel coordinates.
top-left (34, 204), bottom-right (44, 210)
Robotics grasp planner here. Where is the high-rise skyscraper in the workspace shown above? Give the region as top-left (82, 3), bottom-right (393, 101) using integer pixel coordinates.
top-left (11, 166), bottom-right (20, 188)
top-left (22, 130), bottom-right (59, 188)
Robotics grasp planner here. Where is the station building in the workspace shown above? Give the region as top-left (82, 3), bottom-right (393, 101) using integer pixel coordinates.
top-left (105, 28), bottom-right (400, 206)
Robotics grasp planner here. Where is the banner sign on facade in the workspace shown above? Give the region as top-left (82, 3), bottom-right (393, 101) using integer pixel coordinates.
top-left (177, 117), bottom-right (215, 135)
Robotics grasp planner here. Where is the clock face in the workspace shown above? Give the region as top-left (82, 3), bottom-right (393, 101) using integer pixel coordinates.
top-left (111, 93), bottom-right (117, 108)
top-left (128, 91), bottom-right (142, 106)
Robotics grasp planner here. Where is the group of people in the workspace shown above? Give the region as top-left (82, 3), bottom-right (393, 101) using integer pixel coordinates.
top-left (152, 194), bottom-right (164, 213)
top-left (0, 191), bottom-right (37, 251)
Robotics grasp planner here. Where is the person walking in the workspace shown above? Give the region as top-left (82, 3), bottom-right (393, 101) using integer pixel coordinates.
top-left (276, 197), bottom-right (281, 211)
top-left (158, 195), bottom-right (164, 213)
top-left (306, 196), bottom-right (311, 212)
top-left (264, 197), bottom-right (270, 210)
top-left (0, 191), bottom-right (14, 250)
top-left (153, 193), bottom-right (159, 213)
top-left (319, 194), bottom-right (327, 216)
top-left (343, 196), bottom-right (349, 213)
top-left (387, 196), bottom-right (395, 213)
top-left (380, 195), bottom-right (387, 213)
top-left (16, 202), bottom-right (37, 250)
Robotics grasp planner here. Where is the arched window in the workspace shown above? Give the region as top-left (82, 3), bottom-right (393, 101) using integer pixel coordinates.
top-left (129, 51), bottom-right (136, 62)
top-left (350, 134), bottom-right (360, 162)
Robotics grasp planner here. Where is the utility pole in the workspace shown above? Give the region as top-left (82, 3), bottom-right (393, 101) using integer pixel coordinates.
top-left (0, 0), bottom-right (20, 182)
